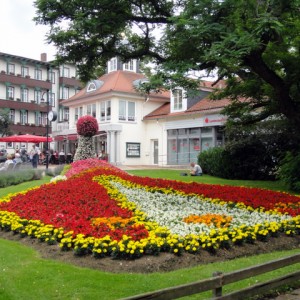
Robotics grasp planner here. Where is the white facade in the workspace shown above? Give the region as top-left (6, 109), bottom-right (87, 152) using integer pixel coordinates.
top-left (60, 58), bottom-right (227, 166)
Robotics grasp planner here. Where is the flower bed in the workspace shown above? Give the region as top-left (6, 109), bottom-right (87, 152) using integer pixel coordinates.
top-left (0, 160), bottom-right (300, 259)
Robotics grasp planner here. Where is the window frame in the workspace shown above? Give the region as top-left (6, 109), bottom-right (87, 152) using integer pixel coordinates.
top-left (7, 86), bottom-right (15, 99)
top-left (118, 100), bottom-right (136, 122)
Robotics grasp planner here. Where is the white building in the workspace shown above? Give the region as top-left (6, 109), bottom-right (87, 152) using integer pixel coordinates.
top-left (60, 58), bottom-right (229, 166)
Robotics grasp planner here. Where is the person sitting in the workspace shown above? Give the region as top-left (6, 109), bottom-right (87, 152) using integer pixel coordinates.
top-left (0, 154), bottom-right (14, 171)
top-left (190, 162), bottom-right (202, 176)
top-left (13, 152), bottom-right (23, 164)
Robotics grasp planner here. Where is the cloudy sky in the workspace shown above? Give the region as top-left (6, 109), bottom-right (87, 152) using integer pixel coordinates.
top-left (0, 0), bottom-right (57, 61)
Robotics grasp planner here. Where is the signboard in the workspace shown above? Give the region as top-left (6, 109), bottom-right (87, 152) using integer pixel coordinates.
top-left (126, 142), bottom-right (141, 158)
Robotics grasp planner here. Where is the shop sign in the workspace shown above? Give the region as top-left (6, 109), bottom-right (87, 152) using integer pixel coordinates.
top-left (203, 115), bottom-right (226, 126)
top-left (126, 142), bottom-right (141, 158)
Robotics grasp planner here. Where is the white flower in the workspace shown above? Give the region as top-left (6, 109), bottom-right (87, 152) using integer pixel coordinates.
top-left (50, 175), bottom-right (67, 183)
top-left (111, 181), bottom-right (292, 237)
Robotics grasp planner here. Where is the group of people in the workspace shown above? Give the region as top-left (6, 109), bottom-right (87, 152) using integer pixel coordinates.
top-left (0, 145), bottom-right (74, 171)
top-left (0, 151), bottom-right (23, 172)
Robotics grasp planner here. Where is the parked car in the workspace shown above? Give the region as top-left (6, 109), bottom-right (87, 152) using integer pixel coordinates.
top-left (0, 149), bottom-right (7, 162)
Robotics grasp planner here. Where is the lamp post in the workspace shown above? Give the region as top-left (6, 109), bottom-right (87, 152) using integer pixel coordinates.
top-left (41, 90), bottom-right (50, 170)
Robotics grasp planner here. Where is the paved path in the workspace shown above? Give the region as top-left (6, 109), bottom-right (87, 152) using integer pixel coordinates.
top-left (268, 288), bottom-right (300, 300)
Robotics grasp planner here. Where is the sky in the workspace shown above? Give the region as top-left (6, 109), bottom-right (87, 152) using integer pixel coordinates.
top-left (0, 0), bottom-right (57, 61)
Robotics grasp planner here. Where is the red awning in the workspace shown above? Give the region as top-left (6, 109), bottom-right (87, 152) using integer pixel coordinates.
top-left (54, 136), bottom-right (65, 141)
top-left (68, 134), bottom-right (78, 141)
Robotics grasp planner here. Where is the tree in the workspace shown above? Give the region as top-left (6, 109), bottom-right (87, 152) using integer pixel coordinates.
top-left (0, 109), bottom-right (12, 137)
top-left (34, 0), bottom-right (300, 130)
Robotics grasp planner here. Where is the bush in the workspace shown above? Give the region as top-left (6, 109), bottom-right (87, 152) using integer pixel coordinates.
top-left (0, 169), bottom-right (44, 188)
top-left (198, 147), bottom-right (231, 178)
top-left (199, 138), bottom-right (276, 180)
top-left (278, 152), bottom-right (300, 192)
top-left (224, 137), bottom-right (276, 180)
top-left (45, 165), bottom-right (65, 177)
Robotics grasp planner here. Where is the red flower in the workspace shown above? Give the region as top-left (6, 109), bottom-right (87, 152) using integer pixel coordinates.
top-left (76, 115), bottom-right (99, 137)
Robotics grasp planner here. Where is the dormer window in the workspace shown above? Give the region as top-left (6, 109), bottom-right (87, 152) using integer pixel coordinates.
top-left (86, 80), bottom-right (104, 93)
top-left (171, 88), bottom-right (187, 113)
top-left (108, 58), bottom-right (117, 73)
top-left (173, 89), bottom-right (183, 110)
top-left (87, 82), bottom-right (96, 92)
top-left (123, 60), bottom-right (134, 71)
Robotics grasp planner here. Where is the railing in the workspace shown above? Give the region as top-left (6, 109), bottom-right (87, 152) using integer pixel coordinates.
top-left (121, 253), bottom-right (300, 300)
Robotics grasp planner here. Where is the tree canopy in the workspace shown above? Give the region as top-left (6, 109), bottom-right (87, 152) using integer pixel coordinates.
top-left (34, 0), bottom-right (300, 130)
top-left (0, 109), bottom-right (12, 137)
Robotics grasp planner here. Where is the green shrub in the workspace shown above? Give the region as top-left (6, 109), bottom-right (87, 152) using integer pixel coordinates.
top-left (278, 152), bottom-right (300, 192)
top-left (0, 169), bottom-right (44, 188)
top-left (198, 147), bottom-right (231, 178)
top-left (45, 165), bottom-right (65, 177)
top-left (199, 138), bottom-right (276, 180)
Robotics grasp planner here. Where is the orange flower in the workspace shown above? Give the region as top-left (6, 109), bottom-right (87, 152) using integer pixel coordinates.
top-left (183, 214), bottom-right (232, 228)
top-left (92, 216), bottom-right (133, 229)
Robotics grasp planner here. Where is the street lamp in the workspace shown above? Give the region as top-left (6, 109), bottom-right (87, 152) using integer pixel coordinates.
top-left (41, 90), bottom-right (50, 170)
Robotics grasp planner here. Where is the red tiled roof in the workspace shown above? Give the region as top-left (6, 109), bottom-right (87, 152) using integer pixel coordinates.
top-left (62, 70), bottom-right (170, 104)
top-left (144, 95), bottom-right (231, 120)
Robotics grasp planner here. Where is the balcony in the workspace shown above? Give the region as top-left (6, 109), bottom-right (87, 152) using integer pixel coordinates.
top-left (9, 123), bottom-right (52, 135)
top-left (0, 71), bottom-right (51, 90)
top-left (0, 99), bottom-right (49, 113)
top-left (59, 76), bottom-right (83, 88)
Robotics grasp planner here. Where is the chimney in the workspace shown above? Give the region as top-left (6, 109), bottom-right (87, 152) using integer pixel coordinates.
top-left (40, 53), bottom-right (47, 62)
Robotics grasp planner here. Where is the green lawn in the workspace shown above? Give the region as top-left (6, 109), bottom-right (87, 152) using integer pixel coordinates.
top-left (128, 169), bottom-right (291, 193)
top-left (0, 171), bottom-right (299, 299)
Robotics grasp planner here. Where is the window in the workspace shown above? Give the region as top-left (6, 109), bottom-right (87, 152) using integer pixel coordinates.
top-left (87, 82), bottom-right (96, 92)
top-left (100, 101), bottom-right (111, 121)
top-left (75, 107), bottom-right (83, 121)
top-left (20, 110), bottom-right (28, 125)
top-left (87, 104), bottom-right (96, 118)
top-left (8, 63), bottom-right (15, 74)
top-left (119, 100), bottom-right (126, 120)
top-left (118, 100), bottom-right (135, 122)
top-left (37, 112), bottom-right (43, 125)
top-left (123, 60), bottom-right (134, 71)
top-left (9, 109), bottom-right (15, 123)
top-left (34, 90), bottom-right (42, 104)
top-left (43, 112), bottom-right (47, 125)
top-left (108, 58), bottom-right (117, 72)
top-left (21, 66), bottom-right (29, 77)
top-left (7, 86), bottom-right (14, 99)
top-left (75, 108), bottom-right (79, 121)
top-left (63, 67), bottom-right (70, 77)
top-left (21, 88), bottom-right (28, 102)
top-left (62, 87), bottom-right (69, 99)
top-left (63, 108), bottom-right (69, 121)
top-left (128, 101), bottom-right (135, 121)
top-left (173, 89), bottom-right (183, 110)
top-left (35, 69), bottom-right (42, 80)
top-left (50, 71), bottom-right (55, 83)
top-left (49, 93), bottom-right (55, 107)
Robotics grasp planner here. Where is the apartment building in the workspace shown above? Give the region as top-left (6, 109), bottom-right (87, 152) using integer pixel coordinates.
top-left (0, 52), bottom-right (81, 152)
